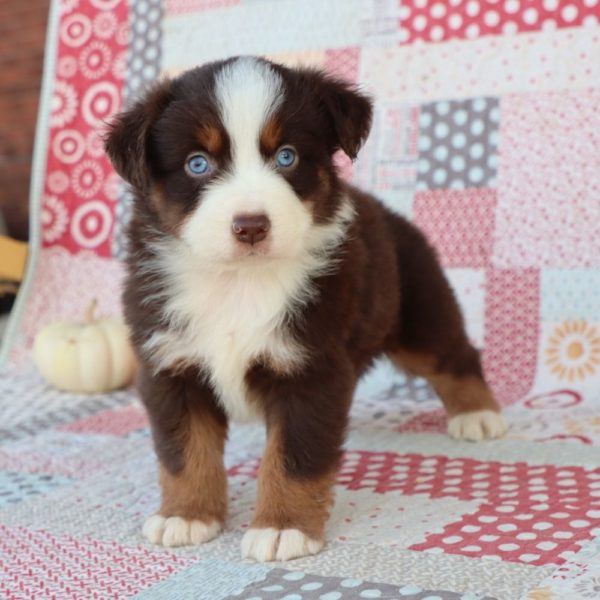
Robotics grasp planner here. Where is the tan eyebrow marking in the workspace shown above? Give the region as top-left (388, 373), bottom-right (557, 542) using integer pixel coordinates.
top-left (195, 124), bottom-right (224, 155)
top-left (260, 117), bottom-right (283, 155)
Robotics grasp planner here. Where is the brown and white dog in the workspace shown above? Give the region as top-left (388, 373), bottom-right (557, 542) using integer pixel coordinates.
top-left (104, 56), bottom-right (507, 562)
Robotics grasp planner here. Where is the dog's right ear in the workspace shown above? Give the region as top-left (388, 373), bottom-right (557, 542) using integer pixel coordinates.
top-left (104, 79), bottom-right (173, 190)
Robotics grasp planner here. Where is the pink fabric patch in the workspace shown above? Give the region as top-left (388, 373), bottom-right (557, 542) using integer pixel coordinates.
top-left (398, 0), bottom-right (600, 45)
top-left (483, 268), bottom-right (540, 406)
top-left (324, 47), bottom-right (360, 83)
top-left (0, 525), bottom-right (196, 599)
top-left (59, 405), bottom-right (149, 436)
top-left (413, 189), bottom-right (497, 268)
top-left (8, 247), bottom-right (126, 369)
top-left (493, 90), bottom-right (600, 268)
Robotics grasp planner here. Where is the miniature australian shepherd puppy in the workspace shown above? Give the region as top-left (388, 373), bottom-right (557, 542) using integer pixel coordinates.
top-left (105, 56), bottom-right (507, 562)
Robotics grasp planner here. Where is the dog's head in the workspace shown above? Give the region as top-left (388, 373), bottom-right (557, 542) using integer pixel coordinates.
top-left (105, 57), bottom-right (372, 265)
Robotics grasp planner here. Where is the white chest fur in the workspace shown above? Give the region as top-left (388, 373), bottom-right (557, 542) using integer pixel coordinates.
top-left (141, 246), bottom-right (311, 421)
top-left (140, 200), bottom-right (354, 421)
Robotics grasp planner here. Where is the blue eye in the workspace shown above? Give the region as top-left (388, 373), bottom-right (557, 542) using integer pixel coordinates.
top-left (186, 153), bottom-right (210, 176)
top-left (275, 147), bottom-right (297, 168)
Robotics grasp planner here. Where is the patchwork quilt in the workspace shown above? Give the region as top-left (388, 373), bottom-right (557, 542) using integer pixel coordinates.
top-left (2, 1), bottom-right (600, 598)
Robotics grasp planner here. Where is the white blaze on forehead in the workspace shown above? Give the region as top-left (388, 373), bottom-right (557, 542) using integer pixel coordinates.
top-left (215, 57), bottom-right (283, 168)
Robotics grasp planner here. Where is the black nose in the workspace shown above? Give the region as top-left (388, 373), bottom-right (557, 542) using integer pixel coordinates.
top-left (232, 214), bottom-right (271, 245)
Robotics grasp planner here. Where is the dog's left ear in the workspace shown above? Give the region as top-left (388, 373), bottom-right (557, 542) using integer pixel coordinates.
top-left (313, 74), bottom-right (373, 160)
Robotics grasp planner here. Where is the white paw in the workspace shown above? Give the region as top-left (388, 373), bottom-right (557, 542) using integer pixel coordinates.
top-left (241, 527), bottom-right (323, 562)
top-left (142, 514), bottom-right (221, 547)
top-left (447, 409), bottom-right (507, 441)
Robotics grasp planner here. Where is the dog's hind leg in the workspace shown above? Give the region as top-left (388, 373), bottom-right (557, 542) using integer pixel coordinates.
top-left (387, 218), bottom-right (507, 441)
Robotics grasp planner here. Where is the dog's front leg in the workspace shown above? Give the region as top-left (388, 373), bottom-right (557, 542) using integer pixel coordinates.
top-left (139, 367), bottom-right (228, 547)
top-left (241, 356), bottom-right (354, 562)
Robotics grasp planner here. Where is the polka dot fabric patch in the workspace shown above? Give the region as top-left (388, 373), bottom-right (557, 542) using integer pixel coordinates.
top-left (226, 568), bottom-right (495, 599)
top-left (398, 0), bottom-right (600, 45)
top-left (336, 451), bottom-right (600, 567)
top-left (337, 452), bottom-right (599, 504)
top-left (411, 502), bottom-right (600, 567)
top-left (416, 98), bottom-right (499, 191)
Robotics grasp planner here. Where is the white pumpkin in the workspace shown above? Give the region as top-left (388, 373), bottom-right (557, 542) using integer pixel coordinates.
top-left (33, 300), bottom-right (137, 393)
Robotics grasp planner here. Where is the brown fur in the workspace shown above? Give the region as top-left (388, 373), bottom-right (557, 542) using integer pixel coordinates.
top-left (391, 350), bottom-right (498, 416)
top-left (157, 408), bottom-right (227, 523)
top-left (136, 367), bottom-right (228, 493)
top-left (251, 425), bottom-right (335, 541)
top-left (196, 124), bottom-right (224, 156)
top-left (104, 57), bottom-right (503, 551)
top-left (259, 117), bottom-right (283, 155)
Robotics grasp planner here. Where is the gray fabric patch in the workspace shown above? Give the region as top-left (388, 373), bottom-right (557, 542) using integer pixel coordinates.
top-left (112, 0), bottom-right (163, 259)
top-left (416, 97), bottom-right (499, 191)
top-left (289, 543), bottom-right (549, 600)
top-left (226, 568), bottom-right (497, 599)
top-left (0, 370), bottom-right (135, 440)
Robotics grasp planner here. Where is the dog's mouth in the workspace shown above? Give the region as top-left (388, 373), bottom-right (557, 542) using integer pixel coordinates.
top-left (230, 239), bottom-right (272, 260)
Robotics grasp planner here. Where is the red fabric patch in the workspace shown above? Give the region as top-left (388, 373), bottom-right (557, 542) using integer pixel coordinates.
top-left (339, 450), bottom-right (600, 566)
top-left (44, 0), bottom-right (128, 256)
top-left (398, 0), bottom-right (600, 45)
top-left (410, 501), bottom-right (600, 566)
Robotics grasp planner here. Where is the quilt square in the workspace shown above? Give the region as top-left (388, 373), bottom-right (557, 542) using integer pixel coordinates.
top-left (0, 525), bottom-right (197, 600)
top-left (398, 0), bottom-right (600, 45)
top-left (411, 501), bottom-right (600, 567)
top-left (226, 567), bottom-right (492, 599)
top-left (483, 268), bottom-right (540, 406)
top-left (541, 269), bottom-right (600, 322)
top-left (539, 320), bottom-right (600, 386)
top-left (413, 190), bottom-right (497, 268)
top-left (493, 90), bottom-right (600, 268)
top-left (416, 97), bottom-right (499, 191)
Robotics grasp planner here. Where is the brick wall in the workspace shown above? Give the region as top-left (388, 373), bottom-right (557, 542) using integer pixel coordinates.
top-left (0, 1), bottom-right (50, 240)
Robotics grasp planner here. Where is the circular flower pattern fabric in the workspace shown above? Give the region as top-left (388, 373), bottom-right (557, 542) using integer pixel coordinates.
top-left (44, 0), bottom-right (128, 254)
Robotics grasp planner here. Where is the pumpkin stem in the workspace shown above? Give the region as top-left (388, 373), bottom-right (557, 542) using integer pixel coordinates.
top-left (85, 299), bottom-right (98, 324)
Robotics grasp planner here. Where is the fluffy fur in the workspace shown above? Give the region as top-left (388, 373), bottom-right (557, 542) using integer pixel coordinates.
top-left (105, 56), bottom-right (507, 563)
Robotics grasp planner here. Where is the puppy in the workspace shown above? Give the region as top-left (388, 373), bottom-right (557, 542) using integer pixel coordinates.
top-left (105, 56), bottom-right (507, 562)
